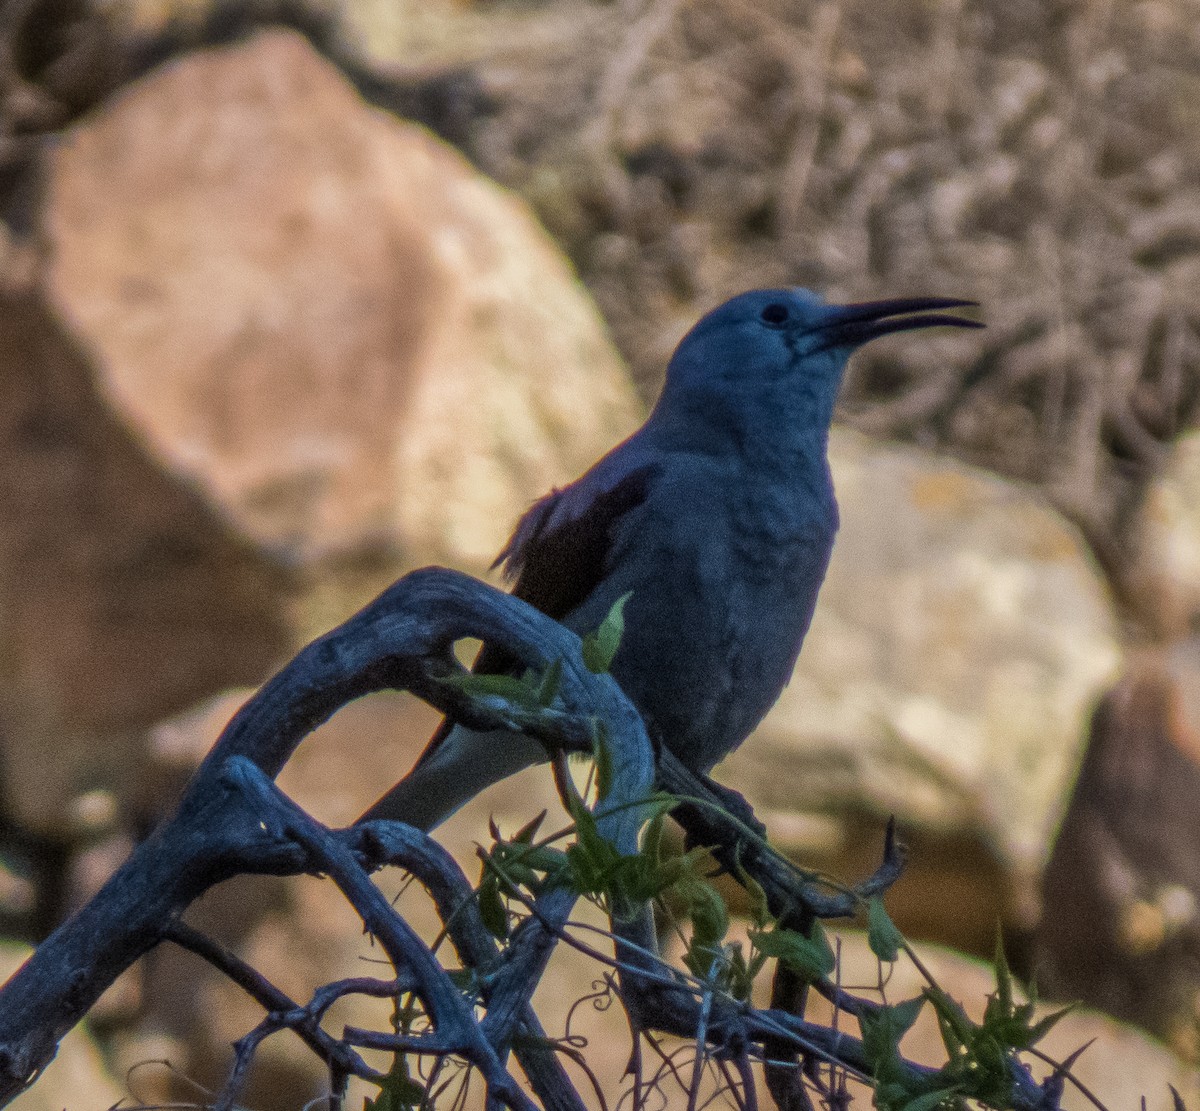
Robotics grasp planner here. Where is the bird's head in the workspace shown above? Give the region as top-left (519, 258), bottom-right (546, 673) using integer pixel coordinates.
top-left (657, 287), bottom-right (982, 437)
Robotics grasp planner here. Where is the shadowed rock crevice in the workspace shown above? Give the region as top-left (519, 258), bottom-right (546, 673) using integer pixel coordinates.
top-left (0, 282), bottom-right (292, 833)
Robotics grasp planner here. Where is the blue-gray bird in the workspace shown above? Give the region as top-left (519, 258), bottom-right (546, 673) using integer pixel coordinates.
top-left (361, 288), bottom-right (981, 830)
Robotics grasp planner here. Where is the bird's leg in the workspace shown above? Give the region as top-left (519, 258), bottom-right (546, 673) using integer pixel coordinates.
top-left (662, 770), bottom-right (772, 915)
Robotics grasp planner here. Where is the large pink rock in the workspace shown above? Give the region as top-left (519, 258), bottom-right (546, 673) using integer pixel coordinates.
top-left (4, 28), bottom-right (640, 834)
top-left (43, 28), bottom-right (642, 576)
top-left (0, 285), bottom-right (288, 832)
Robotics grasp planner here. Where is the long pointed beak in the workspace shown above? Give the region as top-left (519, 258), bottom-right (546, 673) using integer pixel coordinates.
top-left (813, 296), bottom-right (983, 350)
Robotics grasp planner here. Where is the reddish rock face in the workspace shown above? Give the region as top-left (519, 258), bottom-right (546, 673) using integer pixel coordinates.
top-left (1036, 665), bottom-right (1200, 1055)
top-left (42, 28), bottom-right (641, 573)
top-left (0, 285), bottom-right (290, 831)
top-left (2, 28), bottom-right (639, 837)
top-left (44, 27), bottom-right (440, 564)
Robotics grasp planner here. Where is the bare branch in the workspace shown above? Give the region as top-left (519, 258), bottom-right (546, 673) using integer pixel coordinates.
top-left (0, 565), bottom-right (1064, 1111)
top-left (0, 567), bottom-right (646, 1104)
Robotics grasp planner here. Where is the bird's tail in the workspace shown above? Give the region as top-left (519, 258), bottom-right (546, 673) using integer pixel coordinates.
top-left (357, 725), bottom-right (550, 832)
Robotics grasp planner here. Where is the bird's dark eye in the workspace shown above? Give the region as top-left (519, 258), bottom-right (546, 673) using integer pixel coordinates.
top-left (760, 303), bottom-right (789, 326)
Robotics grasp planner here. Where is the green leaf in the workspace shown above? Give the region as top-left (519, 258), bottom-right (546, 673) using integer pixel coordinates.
top-left (890, 995), bottom-right (927, 1039)
top-left (749, 921), bottom-right (835, 981)
top-left (1025, 1003), bottom-right (1075, 1047)
top-left (611, 826), bottom-right (700, 905)
top-left (535, 657), bottom-right (563, 706)
top-left (564, 799), bottom-right (621, 897)
top-left (480, 825), bottom-right (566, 899)
top-left (860, 997), bottom-right (926, 1089)
top-left (476, 873), bottom-right (508, 939)
top-left (593, 730), bottom-right (614, 801)
top-left (641, 810), bottom-right (667, 862)
top-left (924, 984), bottom-right (975, 1058)
top-left (439, 670), bottom-right (540, 709)
top-left (867, 896), bottom-right (904, 963)
top-left (686, 881), bottom-right (730, 949)
top-left (993, 933), bottom-right (1014, 1014)
top-left (581, 593), bottom-right (631, 673)
top-left (364, 1055), bottom-right (427, 1110)
top-left (735, 861), bottom-right (773, 930)
top-left (681, 880), bottom-right (730, 978)
top-left (495, 857), bottom-right (540, 892)
top-left (724, 941), bottom-right (757, 1002)
top-left (900, 1088), bottom-right (958, 1111)
top-left (860, 1017), bottom-right (894, 1078)
top-left (511, 811), bottom-right (547, 845)
top-left (874, 1081), bottom-right (912, 1111)
top-left (516, 844), bottom-right (570, 874)
top-left (978, 935), bottom-right (1056, 1051)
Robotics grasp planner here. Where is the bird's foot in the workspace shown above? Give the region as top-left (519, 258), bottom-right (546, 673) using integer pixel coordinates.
top-left (695, 775), bottom-right (768, 842)
top-left (671, 773), bottom-right (769, 873)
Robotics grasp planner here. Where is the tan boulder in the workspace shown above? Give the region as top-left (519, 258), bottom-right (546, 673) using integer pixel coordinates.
top-left (43, 28), bottom-right (641, 581)
top-left (1130, 432), bottom-right (1200, 638)
top-left (2, 27), bottom-right (640, 835)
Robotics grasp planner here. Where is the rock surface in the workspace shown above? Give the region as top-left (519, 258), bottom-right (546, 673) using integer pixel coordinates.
top-left (0, 284), bottom-right (288, 834)
top-left (2, 27), bottom-right (641, 837)
top-left (1037, 665), bottom-right (1200, 1057)
top-left (721, 428), bottom-right (1122, 936)
top-left (1131, 431), bottom-right (1200, 637)
top-left (43, 28), bottom-right (642, 581)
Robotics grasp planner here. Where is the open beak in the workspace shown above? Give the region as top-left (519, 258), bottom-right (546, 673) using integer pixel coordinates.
top-left (813, 296), bottom-right (983, 351)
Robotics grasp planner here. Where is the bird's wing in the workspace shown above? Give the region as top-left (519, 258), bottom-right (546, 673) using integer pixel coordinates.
top-left (413, 458), bottom-right (658, 763)
top-left (496, 462), bottom-right (657, 620)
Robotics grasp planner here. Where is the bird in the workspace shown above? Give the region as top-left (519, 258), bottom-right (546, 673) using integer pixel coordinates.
top-left (360, 287), bottom-right (982, 831)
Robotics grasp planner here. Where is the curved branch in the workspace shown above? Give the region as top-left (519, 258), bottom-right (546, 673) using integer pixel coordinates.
top-left (659, 756), bottom-right (907, 923)
top-left (0, 563), bottom-right (1039, 1111)
top-left (0, 567), bottom-right (649, 1105)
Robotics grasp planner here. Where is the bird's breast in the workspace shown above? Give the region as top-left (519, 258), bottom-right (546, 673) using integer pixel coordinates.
top-left (598, 472), bottom-right (837, 773)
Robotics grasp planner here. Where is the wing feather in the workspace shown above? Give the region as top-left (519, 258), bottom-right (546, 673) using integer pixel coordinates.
top-left (414, 461), bottom-right (657, 764)
top-left (477, 463), bottom-right (656, 672)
